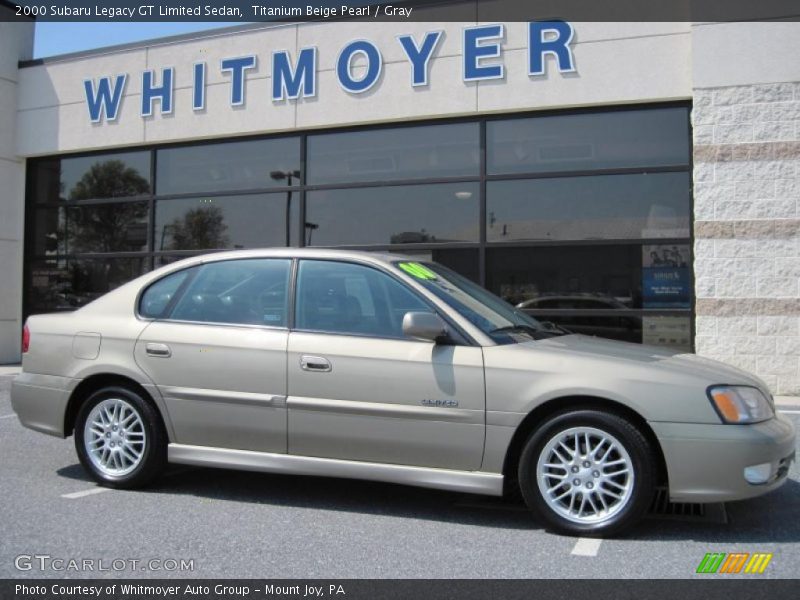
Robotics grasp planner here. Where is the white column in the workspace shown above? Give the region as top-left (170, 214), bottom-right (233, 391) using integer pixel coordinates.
top-left (0, 14), bottom-right (34, 363)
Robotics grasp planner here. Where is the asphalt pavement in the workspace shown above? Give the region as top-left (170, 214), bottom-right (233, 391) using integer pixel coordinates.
top-left (1, 374), bottom-right (798, 579)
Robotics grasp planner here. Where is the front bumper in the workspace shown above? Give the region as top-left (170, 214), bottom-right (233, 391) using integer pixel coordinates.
top-left (10, 372), bottom-right (74, 438)
top-left (651, 413), bottom-right (796, 503)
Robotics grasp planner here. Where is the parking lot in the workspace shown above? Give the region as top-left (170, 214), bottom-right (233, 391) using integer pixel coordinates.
top-left (1, 373), bottom-right (798, 579)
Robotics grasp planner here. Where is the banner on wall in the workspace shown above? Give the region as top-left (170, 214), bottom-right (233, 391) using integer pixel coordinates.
top-left (641, 245), bottom-right (691, 309)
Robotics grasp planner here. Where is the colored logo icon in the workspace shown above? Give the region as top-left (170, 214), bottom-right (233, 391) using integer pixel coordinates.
top-left (696, 552), bottom-right (773, 574)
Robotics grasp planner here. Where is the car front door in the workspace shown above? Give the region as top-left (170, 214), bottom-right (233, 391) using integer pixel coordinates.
top-left (287, 259), bottom-right (485, 471)
top-left (134, 258), bottom-right (291, 453)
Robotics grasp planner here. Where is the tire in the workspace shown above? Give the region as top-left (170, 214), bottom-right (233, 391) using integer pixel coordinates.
top-left (74, 386), bottom-right (167, 489)
top-left (518, 409), bottom-right (656, 537)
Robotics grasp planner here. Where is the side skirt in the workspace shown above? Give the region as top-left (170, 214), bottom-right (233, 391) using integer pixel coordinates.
top-left (168, 443), bottom-right (504, 496)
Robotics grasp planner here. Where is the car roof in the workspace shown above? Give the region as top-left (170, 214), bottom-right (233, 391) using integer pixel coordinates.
top-left (160, 247), bottom-right (422, 271)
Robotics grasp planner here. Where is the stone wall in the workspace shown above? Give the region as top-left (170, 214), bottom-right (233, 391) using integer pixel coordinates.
top-left (692, 82), bottom-right (800, 394)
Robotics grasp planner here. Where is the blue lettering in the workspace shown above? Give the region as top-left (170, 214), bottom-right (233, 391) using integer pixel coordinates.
top-left (463, 24), bottom-right (504, 82)
top-left (272, 48), bottom-right (317, 101)
top-left (83, 75), bottom-right (127, 123)
top-left (193, 62), bottom-right (206, 111)
top-left (221, 55), bottom-right (257, 106)
top-left (397, 31), bottom-right (442, 87)
top-left (141, 68), bottom-right (174, 117)
top-left (336, 40), bottom-right (382, 94)
top-left (529, 21), bottom-right (575, 75)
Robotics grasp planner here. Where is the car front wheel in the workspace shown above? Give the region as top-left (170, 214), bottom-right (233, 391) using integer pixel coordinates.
top-left (74, 386), bottom-right (167, 488)
top-left (518, 409), bottom-right (656, 537)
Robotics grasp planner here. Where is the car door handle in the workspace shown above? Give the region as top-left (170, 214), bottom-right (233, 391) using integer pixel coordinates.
top-left (300, 355), bottom-right (331, 372)
top-left (145, 343), bottom-right (172, 358)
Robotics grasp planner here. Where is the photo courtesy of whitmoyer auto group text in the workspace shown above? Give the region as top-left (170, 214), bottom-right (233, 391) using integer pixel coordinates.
top-left (0, 0), bottom-right (799, 597)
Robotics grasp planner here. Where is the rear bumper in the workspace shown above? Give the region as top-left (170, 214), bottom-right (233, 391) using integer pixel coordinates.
top-left (10, 372), bottom-right (74, 438)
top-left (652, 413), bottom-right (796, 503)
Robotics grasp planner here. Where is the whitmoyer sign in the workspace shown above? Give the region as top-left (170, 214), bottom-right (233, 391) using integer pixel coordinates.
top-left (82, 21), bottom-right (576, 123)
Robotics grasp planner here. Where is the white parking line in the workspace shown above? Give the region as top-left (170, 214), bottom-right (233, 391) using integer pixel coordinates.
top-left (0, 414), bottom-right (17, 419)
top-left (61, 487), bottom-right (112, 499)
top-left (571, 537), bottom-right (603, 556)
top-left (778, 409), bottom-right (800, 414)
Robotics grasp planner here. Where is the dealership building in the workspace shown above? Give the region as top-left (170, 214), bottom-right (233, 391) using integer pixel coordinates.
top-left (0, 6), bottom-right (798, 393)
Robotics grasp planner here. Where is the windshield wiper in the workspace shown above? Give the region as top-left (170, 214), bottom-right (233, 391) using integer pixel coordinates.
top-left (489, 324), bottom-right (564, 340)
top-left (540, 321), bottom-right (572, 335)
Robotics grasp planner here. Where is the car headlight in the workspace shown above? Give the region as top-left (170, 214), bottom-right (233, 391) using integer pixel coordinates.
top-left (707, 385), bottom-right (774, 424)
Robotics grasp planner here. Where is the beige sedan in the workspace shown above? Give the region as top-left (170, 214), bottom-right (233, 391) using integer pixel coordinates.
top-left (11, 249), bottom-right (796, 536)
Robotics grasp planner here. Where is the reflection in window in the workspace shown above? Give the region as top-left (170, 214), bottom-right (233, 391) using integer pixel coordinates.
top-left (308, 123), bottom-right (479, 184)
top-left (486, 244), bottom-right (691, 349)
top-left (33, 204), bottom-right (149, 255)
top-left (29, 152), bottom-right (152, 203)
top-left (156, 138), bottom-right (301, 195)
top-left (488, 107), bottom-right (690, 174)
top-left (28, 258), bottom-right (148, 313)
top-left (305, 183), bottom-right (479, 246)
top-left (487, 173), bottom-right (690, 242)
top-left (156, 194), bottom-right (290, 251)
top-left (487, 244), bottom-right (690, 310)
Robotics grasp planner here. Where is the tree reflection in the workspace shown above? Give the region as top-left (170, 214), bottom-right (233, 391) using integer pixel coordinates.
top-left (67, 160), bottom-right (150, 253)
top-left (166, 205), bottom-right (230, 250)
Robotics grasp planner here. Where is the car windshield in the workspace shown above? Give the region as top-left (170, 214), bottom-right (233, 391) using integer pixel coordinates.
top-left (394, 261), bottom-right (568, 344)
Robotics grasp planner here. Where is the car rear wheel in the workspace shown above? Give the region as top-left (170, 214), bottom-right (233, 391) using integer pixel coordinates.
top-left (74, 386), bottom-right (167, 488)
top-left (518, 409), bottom-right (656, 537)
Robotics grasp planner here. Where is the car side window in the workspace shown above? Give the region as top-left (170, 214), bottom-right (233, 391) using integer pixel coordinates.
top-left (169, 259), bottom-right (291, 327)
top-left (139, 269), bottom-right (193, 318)
top-left (295, 260), bottom-right (431, 338)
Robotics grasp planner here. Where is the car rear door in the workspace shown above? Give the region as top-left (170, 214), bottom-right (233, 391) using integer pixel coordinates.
top-left (287, 259), bottom-right (485, 471)
top-left (134, 258), bottom-right (291, 453)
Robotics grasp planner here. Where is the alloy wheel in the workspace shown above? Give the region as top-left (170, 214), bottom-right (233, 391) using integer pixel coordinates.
top-left (83, 398), bottom-right (147, 477)
top-left (536, 426), bottom-right (634, 524)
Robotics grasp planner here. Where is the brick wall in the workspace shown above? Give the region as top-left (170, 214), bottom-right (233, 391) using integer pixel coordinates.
top-left (692, 83), bottom-right (800, 395)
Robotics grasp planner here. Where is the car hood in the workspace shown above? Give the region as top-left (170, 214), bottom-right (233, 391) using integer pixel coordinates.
top-left (519, 334), bottom-right (769, 391)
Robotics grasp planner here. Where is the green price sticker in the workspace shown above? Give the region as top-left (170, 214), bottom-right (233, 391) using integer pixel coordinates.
top-left (398, 262), bottom-right (437, 280)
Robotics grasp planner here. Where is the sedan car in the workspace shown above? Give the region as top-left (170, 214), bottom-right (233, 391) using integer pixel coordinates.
top-left (12, 249), bottom-right (796, 536)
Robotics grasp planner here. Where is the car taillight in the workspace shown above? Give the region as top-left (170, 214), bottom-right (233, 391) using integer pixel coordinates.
top-left (22, 324), bottom-right (30, 354)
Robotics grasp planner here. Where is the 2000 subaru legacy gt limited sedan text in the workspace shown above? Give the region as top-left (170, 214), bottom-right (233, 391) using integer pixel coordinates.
top-left (12, 249), bottom-right (796, 536)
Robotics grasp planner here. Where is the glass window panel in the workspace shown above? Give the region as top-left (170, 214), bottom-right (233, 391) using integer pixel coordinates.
top-left (27, 257), bottom-right (148, 314)
top-left (488, 245), bottom-right (691, 350)
top-left (32, 203), bottom-right (149, 255)
top-left (28, 152), bottom-right (152, 203)
top-left (486, 244), bottom-right (691, 310)
top-left (156, 138), bottom-right (301, 195)
top-left (488, 108), bottom-right (690, 174)
top-left (295, 260), bottom-right (430, 338)
top-left (170, 259), bottom-right (291, 327)
top-left (155, 194), bottom-right (291, 251)
top-left (307, 123), bottom-right (479, 184)
top-left (487, 173), bottom-right (691, 242)
top-left (139, 268), bottom-right (192, 319)
top-left (305, 182), bottom-right (479, 246)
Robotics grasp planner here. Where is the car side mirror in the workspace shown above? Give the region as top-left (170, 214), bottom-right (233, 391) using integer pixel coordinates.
top-left (402, 312), bottom-right (448, 343)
